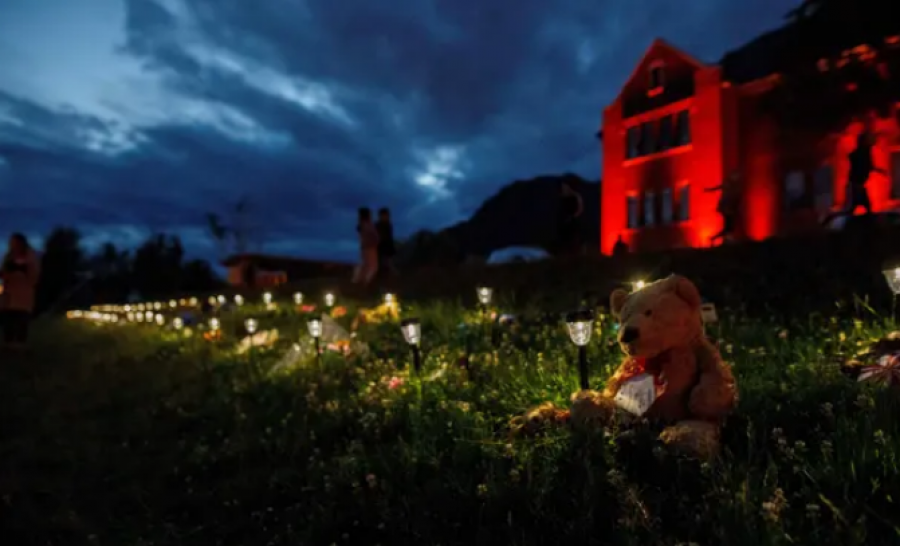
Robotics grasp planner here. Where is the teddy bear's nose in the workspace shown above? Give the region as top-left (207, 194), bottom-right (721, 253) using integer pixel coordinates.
top-left (619, 326), bottom-right (640, 344)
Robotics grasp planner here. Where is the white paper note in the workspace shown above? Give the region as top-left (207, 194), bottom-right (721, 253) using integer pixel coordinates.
top-left (614, 373), bottom-right (657, 416)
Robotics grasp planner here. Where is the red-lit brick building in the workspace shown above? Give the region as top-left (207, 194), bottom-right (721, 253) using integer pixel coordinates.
top-left (600, 36), bottom-right (900, 255)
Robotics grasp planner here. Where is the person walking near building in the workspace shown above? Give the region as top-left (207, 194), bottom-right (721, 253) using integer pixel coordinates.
top-left (0, 233), bottom-right (41, 351)
top-left (822, 130), bottom-right (885, 227)
top-left (556, 182), bottom-right (584, 257)
top-left (375, 207), bottom-right (397, 278)
top-left (352, 208), bottom-right (379, 286)
top-left (705, 171), bottom-right (742, 245)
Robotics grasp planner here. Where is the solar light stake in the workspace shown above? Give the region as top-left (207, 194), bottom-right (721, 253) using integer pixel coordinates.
top-left (566, 309), bottom-right (595, 390)
top-left (401, 318), bottom-right (422, 373)
top-left (307, 317), bottom-right (323, 361)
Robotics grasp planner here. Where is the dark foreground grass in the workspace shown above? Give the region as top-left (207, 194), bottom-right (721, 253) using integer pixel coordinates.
top-left (2, 301), bottom-right (899, 546)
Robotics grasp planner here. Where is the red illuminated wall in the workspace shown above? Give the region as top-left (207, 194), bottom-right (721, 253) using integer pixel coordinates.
top-left (601, 41), bottom-right (739, 255)
top-left (599, 39), bottom-right (900, 255)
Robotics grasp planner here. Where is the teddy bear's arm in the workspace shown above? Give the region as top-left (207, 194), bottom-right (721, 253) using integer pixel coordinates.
top-left (601, 358), bottom-right (642, 398)
top-left (688, 340), bottom-right (738, 422)
top-left (645, 348), bottom-right (697, 422)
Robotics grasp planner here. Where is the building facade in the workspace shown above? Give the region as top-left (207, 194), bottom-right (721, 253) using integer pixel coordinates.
top-left (600, 37), bottom-right (900, 255)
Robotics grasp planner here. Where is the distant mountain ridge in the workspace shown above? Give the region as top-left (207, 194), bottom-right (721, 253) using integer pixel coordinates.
top-left (398, 173), bottom-right (599, 265)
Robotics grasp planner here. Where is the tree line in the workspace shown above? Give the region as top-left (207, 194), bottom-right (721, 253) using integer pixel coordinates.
top-left (31, 227), bottom-right (222, 314)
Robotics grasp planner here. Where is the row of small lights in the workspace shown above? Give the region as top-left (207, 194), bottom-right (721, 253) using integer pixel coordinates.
top-left (73, 284), bottom-right (599, 353)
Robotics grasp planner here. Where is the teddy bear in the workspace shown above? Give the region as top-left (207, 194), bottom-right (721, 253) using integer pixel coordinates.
top-left (511, 275), bottom-right (738, 460)
top-left (576, 275), bottom-right (738, 458)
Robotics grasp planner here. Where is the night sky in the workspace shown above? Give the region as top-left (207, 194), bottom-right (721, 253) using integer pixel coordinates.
top-left (0, 0), bottom-right (800, 263)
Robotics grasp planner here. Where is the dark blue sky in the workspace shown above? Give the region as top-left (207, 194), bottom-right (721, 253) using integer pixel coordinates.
top-left (0, 0), bottom-right (800, 262)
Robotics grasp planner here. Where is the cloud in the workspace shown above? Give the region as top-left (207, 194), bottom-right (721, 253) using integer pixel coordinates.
top-left (0, 0), bottom-right (800, 262)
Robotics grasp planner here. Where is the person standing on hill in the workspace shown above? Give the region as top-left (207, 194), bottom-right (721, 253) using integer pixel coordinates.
top-left (375, 207), bottom-right (397, 278)
top-left (557, 182), bottom-right (584, 256)
top-left (352, 207), bottom-right (379, 286)
top-left (705, 171), bottom-right (742, 245)
top-left (0, 233), bottom-right (41, 351)
top-left (822, 130), bottom-right (885, 227)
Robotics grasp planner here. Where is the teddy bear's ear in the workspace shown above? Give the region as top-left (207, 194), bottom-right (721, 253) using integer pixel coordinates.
top-left (666, 275), bottom-right (702, 309)
top-left (610, 288), bottom-right (629, 317)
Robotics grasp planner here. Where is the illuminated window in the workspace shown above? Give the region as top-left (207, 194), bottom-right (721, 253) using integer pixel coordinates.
top-left (813, 165), bottom-right (834, 212)
top-left (649, 64), bottom-right (665, 89)
top-left (661, 188), bottom-right (673, 224)
top-left (677, 185), bottom-right (690, 221)
top-left (891, 150), bottom-right (900, 199)
top-left (644, 192), bottom-right (656, 226)
top-left (675, 110), bottom-right (691, 145)
top-left (657, 115), bottom-right (673, 151)
top-left (626, 126), bottom-right (640, 159)
top-left (626, 195), bottom-right (639, 228)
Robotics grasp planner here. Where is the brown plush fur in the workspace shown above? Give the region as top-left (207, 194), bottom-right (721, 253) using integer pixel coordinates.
top-left (607, 275), bottom-right (738, 458)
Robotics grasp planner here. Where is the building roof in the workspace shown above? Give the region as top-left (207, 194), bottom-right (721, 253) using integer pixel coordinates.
top-left (719, 27), bottom-right (791, 84)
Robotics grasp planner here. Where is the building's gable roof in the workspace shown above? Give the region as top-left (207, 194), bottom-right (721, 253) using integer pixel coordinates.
top-left (616, 38), bottom-right (708, 100)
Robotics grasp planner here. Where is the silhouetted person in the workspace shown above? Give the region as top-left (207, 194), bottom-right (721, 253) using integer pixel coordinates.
top-left (1, 233), bottom-right (40, 351)
top-left (706, 171), bottom-right (742, 245)
top-left (376, 207), bottom-right (397, 278)
top-left (557, 182), bottom-right (584, 256)
top-left (352, 207), bottom-right (379, 286)
top-left (822, 131), bottom-right (885, 226)
top-left (612, 234), bottom-right (629, 257)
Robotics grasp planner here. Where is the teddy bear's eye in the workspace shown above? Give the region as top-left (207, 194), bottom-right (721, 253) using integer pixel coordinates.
top-left (643, 309), bottom-right (653, 317)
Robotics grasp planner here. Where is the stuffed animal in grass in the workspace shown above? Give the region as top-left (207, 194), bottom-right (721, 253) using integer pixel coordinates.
top-left (511, 275), bottom-right (738, 460)
top-left (579, 275), bottom-right (738, 458)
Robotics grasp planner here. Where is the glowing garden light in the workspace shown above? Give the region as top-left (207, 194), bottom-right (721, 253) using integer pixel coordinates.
top-left (188, 297), bottom-right (198, 306)
top-left (324, 292), bottom-right (335, 307)
top-left (208, 296), bottom-right (217, 306)
top-left (217, 295), bottom-right (226, 305)
top-left (172, 317), bottom-right (184, 330)
top-left (263, 292), bottom-right (273, 305)
top-left (883, 267), bottom-right (900, 295)
top-left (384, 293), bottom-right (395, 305)
top-left (234, 294), bottom-right (244, 306)
top-left (169, 300), bottom-right (177, 308)
top-left (633, 280), bottom-right (647, 291)
top-left (153, 302), bottom-right (162, 310)
top-left (209, 317), bottom-right (221, 332)
top-left (155, 314), bottom-right (165, 326)
top-left (566, 309), bottom-right (595, 390)
top-left (476, 286), bottom-right (493, 306)
top-left (244, 318), bottom-right (258, 335)
top-left (307, 316), bottom-right (323, 355)
top-left (400, 317), bottom-right (423, 373)
top-left (145, 311), bottom-right (154, 321)
top-left (293, 292), bottom-right (304, 305)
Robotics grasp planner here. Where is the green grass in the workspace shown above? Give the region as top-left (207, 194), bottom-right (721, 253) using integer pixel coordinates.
top-left (2, 299), bottom-right (900, 546)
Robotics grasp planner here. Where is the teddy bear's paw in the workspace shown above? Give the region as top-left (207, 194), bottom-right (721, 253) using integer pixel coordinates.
top-left (569, 390), bottom-right (618, 429)
top-left (509, 402), bottom-right (568, 437)
top-left (659, 420), bottom-right (721, 460)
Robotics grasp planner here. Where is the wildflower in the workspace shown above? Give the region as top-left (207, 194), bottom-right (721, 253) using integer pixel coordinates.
top-left (761, 488), bottom-right (788, 523)
top-left (388, 376), bottom-right (404, 390)
top-left (874, 429), bottom-right (887, 446)
top-left (778, 330), bottom-right (789, 339)
top-left (476, 483), bottom-right (488, 498)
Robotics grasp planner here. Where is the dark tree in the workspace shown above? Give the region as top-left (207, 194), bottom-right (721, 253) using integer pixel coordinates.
top-left (36, 227), bottom-right (87, 312)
